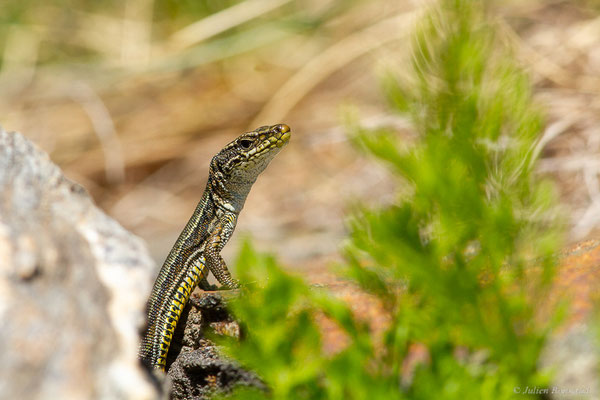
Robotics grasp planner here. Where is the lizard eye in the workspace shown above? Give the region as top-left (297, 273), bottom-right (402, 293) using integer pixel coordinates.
top-left (238, 139), bottom-right (253, 150)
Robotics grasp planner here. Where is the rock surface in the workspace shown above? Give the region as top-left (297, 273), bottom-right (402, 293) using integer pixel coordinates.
top-left (166, 293), bottom-right (264, 400)
top-left (0, 127), bottom-right (158, 399)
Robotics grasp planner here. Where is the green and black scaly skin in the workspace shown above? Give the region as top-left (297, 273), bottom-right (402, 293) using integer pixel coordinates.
top-left (139, 124), bottom-right (291, 370)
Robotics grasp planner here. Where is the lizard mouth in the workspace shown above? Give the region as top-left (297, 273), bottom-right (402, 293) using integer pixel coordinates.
top-left (275, 124), bottom-right (291, 147)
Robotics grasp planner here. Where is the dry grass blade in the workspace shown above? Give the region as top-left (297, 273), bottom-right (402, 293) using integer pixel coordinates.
top-left (0, 26), bottom-right (39, 99)
top-left (168, 0), bottom-right (292, 51)
top-left (497, 19), bottom-right (571, 87)
top-left (120, 0), bottom-right (154, 68)
top-left (69, 82), bottom-right (125, 184)
top-left (538, 157), bottom-right (600, 173)
top-left (573, 202), bottom-right (600, 240)
top-left (498, 17), bottom-right (600, 92)
top-left (527, 117), bottom-right (577, 173)
top-left (249, 10), bottom-right (420, 127)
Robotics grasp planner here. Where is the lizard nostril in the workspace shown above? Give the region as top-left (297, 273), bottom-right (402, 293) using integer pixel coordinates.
top-left (276, 124), bottom-right (290, 134)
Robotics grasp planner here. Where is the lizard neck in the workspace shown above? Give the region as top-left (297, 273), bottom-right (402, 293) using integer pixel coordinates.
top-left (209, 174), bottom-right (254, 214)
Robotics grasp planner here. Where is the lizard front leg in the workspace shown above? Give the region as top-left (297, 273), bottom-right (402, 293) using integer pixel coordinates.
top-left (205, 212), bottom-right (240, 289)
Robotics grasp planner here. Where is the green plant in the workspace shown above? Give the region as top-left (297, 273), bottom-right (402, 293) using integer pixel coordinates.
top-left (220, 1), bottom-right (562, 399)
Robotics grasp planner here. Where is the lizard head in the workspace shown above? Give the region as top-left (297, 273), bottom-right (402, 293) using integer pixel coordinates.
top-left (212, 124), bottom-right (291, 183)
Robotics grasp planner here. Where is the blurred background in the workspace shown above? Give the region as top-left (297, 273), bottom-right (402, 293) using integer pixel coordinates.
top-left (1, 0), bottom-right (599, 273)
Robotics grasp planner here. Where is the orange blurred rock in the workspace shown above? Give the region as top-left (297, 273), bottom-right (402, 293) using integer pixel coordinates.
top-left (554, 239), bottom-right (600, 324)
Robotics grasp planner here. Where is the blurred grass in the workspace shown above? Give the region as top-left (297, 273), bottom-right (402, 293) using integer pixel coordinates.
top-left (0, 0), bottom-right (392, 179)
top-left (0, 0), bottom-right (418, 264)
top-left (1, 0), bottom-right (600, 264)
top-left (0, 0), bottom-right (363, 70)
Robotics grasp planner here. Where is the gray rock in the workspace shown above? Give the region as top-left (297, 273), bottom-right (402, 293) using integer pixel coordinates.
top-left (0, 127), bottom-right (158, 399)
top-left (541, 324), bottom-right (599, 399)
top-left (166, 293), bottom-right (265, 400)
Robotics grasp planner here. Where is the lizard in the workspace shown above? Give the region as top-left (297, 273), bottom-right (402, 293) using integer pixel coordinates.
top-left (139, 124), bottom-right (291, 371)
